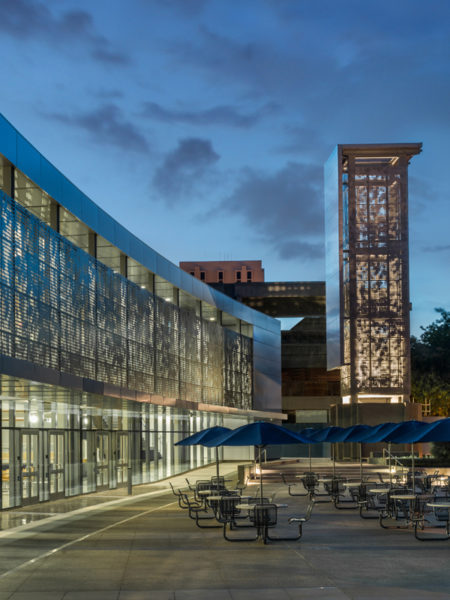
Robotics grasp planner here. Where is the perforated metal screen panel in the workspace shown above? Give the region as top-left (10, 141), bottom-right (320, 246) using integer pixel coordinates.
top-left (0, 191), bottom-right (253, 409)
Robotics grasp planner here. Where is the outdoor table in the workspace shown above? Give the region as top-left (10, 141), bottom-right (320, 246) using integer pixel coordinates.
top-left (369, 488), bottom-right (391, 494)
top-left (389, 494), bottom-right (416, 500)
top-left (197, 489), bottom-right (213, 496)
top-left (207, 495), bottom-right (252, 501)
top-left (389, 494), bottom-right (417, 521)
top-left (234, 502), bottom-right (289, 542)
top-left (235, 503), bottom-right (288, 511)
top-left (413, 501), bottom-right (450, 541)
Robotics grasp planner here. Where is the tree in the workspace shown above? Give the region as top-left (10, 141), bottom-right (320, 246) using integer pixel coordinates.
top-left (411, 308), bottom-right (450, 417)
top-left (431, 442), bottom-right (450, 462)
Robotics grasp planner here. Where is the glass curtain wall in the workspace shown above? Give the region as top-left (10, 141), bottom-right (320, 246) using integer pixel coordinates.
top-left (0, 374), bottom-right (236, 509)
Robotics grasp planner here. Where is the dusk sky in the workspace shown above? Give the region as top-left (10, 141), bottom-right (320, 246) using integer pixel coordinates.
top-left (0, 0), bottom-right (449, 336)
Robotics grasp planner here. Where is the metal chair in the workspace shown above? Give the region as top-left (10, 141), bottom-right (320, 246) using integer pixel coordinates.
top-left (414, 496), bottom-right (450, 541)
top-left (221, 497), bottom-right (259, 542)
top-left (254, 503), bottom-right (278, 544)
top-left (281, 473), bottom-right (307, 497)
top-left (300, 472), bottom-right (319, 498)
top-left (179, 492), bottom-right (220, 528)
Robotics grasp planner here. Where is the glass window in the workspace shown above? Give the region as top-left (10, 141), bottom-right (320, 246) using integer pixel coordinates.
top-left (59, 206), bottom-right (91, 253)
top-left (96, 235), bottom-right (122, 273)
top-left (14, 169), bottom-right (54, 227)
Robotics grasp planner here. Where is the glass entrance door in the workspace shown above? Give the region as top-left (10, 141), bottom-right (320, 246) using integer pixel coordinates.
top-left (95, 432), bottom-right (110, 490)
top-left (48, 432), bottom-right (65, 500)
top-left (116, 433), bottom-right (129, 487)
top-left (21, 431), bottom-right (39, 505)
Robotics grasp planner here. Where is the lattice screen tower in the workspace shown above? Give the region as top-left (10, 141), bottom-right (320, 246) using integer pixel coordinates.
top-left (338, 144), bottom-right (421, 404)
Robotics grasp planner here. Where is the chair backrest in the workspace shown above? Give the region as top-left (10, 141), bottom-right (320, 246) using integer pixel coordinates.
top-left (302, 473), bottom-right (317, 492)
top-left (179, 492), bottom-right (191, 509)
top-left (217, 497), bottom-right (240, 522)
top-left (196, 480), bottom-right (211, 492)
top-left (253, 504), bottom-right (277, 527)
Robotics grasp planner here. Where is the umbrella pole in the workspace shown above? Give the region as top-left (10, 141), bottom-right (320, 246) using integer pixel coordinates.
top-left (259, 446), bottom-right (263, 500)
top-left (359, 443), bottom-right (363, 481)
top-left (388, 442), bottom-right (392, 488)
top-left (412, 442), bottom-right (415, 493)
top-left (309, 444), bottom-right (312, 473)
top-left (215, 446), bottom-right (220, 482)
top-left (332, 443), bottom-right (336, 477)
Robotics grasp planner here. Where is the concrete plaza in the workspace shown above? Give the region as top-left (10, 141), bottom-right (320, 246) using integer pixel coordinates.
top-left (0, 461), bottom-right (448, 600)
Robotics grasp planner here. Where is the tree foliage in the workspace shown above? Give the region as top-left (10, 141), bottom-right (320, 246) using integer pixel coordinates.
top-left (411, 308), bottom-right (450, 417)
top-left (431, 442), bottom-right (450, 462)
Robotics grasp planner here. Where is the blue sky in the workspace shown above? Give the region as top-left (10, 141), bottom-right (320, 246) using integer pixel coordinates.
top-left (0, 0), bottom-right (449, 336)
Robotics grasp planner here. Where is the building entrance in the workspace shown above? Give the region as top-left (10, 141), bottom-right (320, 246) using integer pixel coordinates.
top-left (116, 433), bottom-right (129, 487)
top-left (48, 432), bottom-right (65, 500)
top-left (95, 432), bottom-right (110, 490)
top-left (20, 431), bottom-right (39, 506)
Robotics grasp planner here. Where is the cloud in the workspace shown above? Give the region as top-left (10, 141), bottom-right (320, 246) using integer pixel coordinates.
top-left (141, 100), bottom-right (278, 128)
top-left (0, 0), bottom-right (130, 65)
top-left (45, 104), bottom-right (149, 153)
top-left (215, 162), bottom-right (324, 262)
top-left (153, 138), bottom-right (220, 203)
top-left (423, 244), bottom-right (450, 253)
top-left (277, 240), bottom-right (324, 260)
top-left (277, 125), bottom-right (329, 160)
top-left (151, 0), bottom-right (208, 16)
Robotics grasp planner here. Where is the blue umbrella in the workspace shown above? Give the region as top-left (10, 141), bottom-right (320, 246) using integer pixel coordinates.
top-left (382, 421), bottom-right (430, 491)
top-left (360, 422), bottom-right (404, 443)
top-left (175, 426), bottom-right (231, 446)
top-left (204, 421), bottom-right (309, 499)
top-left (175, 426), bottom-right (232, 480)
top-left (307, 426), bottom-right (347, 443)
top-left (411, 418), bottom-right (450, 443)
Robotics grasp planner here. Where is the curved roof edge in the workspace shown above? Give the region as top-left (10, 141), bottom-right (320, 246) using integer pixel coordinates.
top-left (0, 113), bottom-right (279, 334)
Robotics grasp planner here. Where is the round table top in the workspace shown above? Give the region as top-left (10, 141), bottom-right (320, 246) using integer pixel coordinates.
top-left (207, 494), bottom-right (251, 501)
top-left (235, 503), bottom-right (288, 511)
top-left (369, 488), bottom-right (391, 494)
top-left (427, 501), bottom-right (450, 508)
top-left (197, 490), bottom-right (213, 496)
top-left (390, 494), bottom-right (417, 500)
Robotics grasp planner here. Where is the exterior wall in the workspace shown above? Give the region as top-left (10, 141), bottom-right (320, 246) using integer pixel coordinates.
top-left (179, 260), bottom-right (265, 284)
top-left (0, 114), bottom-right (281, 416)
top-left (0, 372), bottom-right (251, 509)
top-left (205, 278), bottom-right (337, 418)
top-left (325, 143), bottom-right (422, 405)
top-left (0, 190), bottom-right (253, 411)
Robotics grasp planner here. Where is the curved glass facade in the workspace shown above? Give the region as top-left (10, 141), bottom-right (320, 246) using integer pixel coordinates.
top-left (0, 114), bottom-right (281, 508)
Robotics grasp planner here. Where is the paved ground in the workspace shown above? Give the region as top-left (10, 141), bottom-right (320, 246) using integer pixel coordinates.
top-left (0, 461), bottom-right (448, 600)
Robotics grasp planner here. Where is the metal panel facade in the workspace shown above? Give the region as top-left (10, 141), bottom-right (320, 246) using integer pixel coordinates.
top-left (0, 190), bottom-right (254, 410)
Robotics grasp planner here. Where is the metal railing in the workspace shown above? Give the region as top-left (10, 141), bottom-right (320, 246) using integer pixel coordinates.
top-left (382, 447), bottom-right (407, 477)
